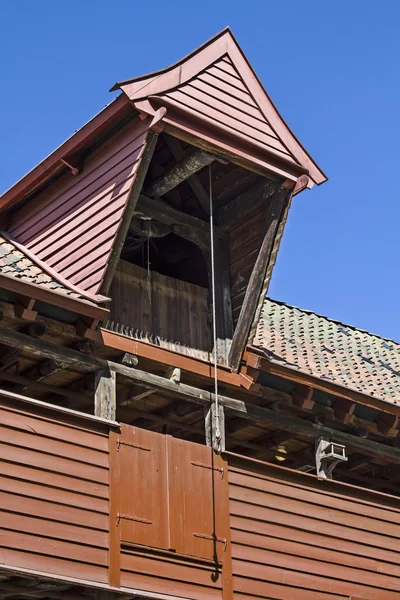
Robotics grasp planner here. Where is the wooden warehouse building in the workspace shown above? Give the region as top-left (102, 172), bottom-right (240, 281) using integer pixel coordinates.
top-left (0, 28), bottom-right (399, 600)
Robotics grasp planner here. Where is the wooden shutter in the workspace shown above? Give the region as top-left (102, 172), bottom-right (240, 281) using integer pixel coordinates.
top-left (116, 426), bottom-right (229, 563)
top-left (117, 425), bottom-right (169, 549)
top-left (168, 437), bottom-right (229, 562)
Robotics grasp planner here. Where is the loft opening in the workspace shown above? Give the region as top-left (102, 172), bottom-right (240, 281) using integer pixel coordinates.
top-left (108, 131), bottom-right (280, 363)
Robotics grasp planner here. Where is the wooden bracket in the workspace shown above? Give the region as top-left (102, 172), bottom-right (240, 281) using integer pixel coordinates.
top-left (377, 413), bottom-right (400, 437)
top-left (76, 317), bottom-right (100, 340)
top-left (14, 294), bottom-right (37, 321)
top-left (149, 106), bottom-right (167, 134)
top-left (239, 365), bottom-right (261, 392)
top-left (60, 157), bottom-right (82, 176)
top-left (334, 398), bottom-right (356, 424)
top-left (292, 384), bottom-right (314, 410)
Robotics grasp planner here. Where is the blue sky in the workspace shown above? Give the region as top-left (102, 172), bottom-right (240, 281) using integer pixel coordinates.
top-left (1, 1), bottom-right (399, 341)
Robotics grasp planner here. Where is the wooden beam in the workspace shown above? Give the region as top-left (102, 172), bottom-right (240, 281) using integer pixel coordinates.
top-left (248, 351), bottom-right (400, 420)
top-left (164, 134), bottom-right (210, 215)
top-left (0, 369), bottom-right (88, 404)
top-left (229, 185), bottom-right (292, 370)
top-left (100, 131), bottom-right (158, 295)
top-left (7, 358), bottom-right (61, 393)
top-left (95, 367), bottom-right (116, 420)
top-left (136, 194), bottom-right (225, 240)
top-left (146, 149), bottom-right (213, 197)
top-left (216, 178), bottom-right (280, 229)
top-left (205, 403), bottom-right (225, 452)
top-left (2, 325), bottom-right (400, 463)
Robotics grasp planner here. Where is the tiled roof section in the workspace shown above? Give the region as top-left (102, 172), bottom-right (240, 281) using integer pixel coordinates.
top-left (0, 234), bottom-right (85, 301)
top-left (253, 298), bottom-right (400, 404)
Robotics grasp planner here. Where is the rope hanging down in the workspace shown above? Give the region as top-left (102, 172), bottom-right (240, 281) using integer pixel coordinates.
top-left (209, 164), bottom-right (222, 453)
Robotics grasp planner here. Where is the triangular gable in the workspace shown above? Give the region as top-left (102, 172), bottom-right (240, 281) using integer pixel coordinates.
top-left (113, 29), bottom-right (326, 186)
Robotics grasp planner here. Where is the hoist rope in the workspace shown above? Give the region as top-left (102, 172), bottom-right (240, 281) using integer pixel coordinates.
top-left (209, 164), bottom-right (221, 453)
top-left (146, 220), bottom-right (152, 305)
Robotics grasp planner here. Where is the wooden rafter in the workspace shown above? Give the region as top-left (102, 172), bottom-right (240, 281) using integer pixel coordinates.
top-left (163, 134), bottom-right (211, 215)
top-left (1, 326), bottom-right (400, 464)
top-left (146, 149), bottom-right (213, 198)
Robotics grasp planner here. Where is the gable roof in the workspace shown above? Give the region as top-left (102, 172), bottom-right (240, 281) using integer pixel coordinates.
top-left (113, 28), bottom-right (326, 186)
top-left (252, 298), bottom-right (400, 406)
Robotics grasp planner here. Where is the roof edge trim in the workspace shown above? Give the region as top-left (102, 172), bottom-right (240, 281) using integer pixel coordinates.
top-left (1, 231), bottom-right (110, 304)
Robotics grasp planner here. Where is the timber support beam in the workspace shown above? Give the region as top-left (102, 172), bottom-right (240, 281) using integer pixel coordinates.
top-left (146, 149), bottom-right (214, 198)
top-left (1, 326), bottom-right (400, 463)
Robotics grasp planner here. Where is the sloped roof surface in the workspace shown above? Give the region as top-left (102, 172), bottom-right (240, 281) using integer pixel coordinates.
top-left (0, 233), bottom-right (85, 300)
top-left (252, 298), bottom-right (400, 403)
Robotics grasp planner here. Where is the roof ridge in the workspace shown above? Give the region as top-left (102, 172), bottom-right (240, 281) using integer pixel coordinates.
top-left (265, 296), bottom-right (400, 347)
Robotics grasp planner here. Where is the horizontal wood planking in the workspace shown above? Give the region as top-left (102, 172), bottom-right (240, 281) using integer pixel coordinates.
top-left (120, 547), bottom-right (222, 600)
top-left (110, 260), bottom-right (211, 351)
top-left (228, 460), bottom-right (400, 600)
top-left (9, 118), bottom-right (152, 294)
top-left (160, 56), bottom-right (296, 165)
top-left (0, 394), bottom-right (112, 584)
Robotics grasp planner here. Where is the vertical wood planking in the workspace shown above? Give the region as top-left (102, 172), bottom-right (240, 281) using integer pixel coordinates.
top-left (109, 260), bottom-right (211, 352)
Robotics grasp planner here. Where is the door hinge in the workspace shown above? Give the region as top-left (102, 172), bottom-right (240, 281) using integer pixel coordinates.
top-left (191, 461), bottom-right (224, 480)
top-left (117, 439), bottom-right (151, 452)
top-left (193, 532), bottom-right (227, 550)
top-left (117, 513), bottom-right (152, 525)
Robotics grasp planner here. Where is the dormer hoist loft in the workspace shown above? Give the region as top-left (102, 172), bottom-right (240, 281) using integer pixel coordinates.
top-left (0, 28), bottom-right (326, 376)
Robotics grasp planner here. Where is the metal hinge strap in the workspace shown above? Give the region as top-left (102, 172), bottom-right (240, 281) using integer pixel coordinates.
top-left (191, 461), bottom-right (224, 480)
top-left (193, 532), bottom-right (227, 550)
top-left (116, 513), bottom-right (152, 525)
top-left (117, 439), bottom-right (151, 452)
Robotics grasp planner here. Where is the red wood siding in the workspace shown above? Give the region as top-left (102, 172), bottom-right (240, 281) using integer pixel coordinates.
top-left (228, 457), bottom-right (400, 600)
top-left (160, 56), bottom-right (294, 166)
top-left (9, 117), bottom-right (152, 294)
top-left (0, 393), bottom-right (111, 583)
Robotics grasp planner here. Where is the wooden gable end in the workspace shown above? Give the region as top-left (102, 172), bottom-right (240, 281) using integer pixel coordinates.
top-left (8, 117), bottom-right (155, 295)
top-left (114, 29), bottom-right (326, 186)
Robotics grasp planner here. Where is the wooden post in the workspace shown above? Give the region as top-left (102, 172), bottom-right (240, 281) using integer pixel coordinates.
top-left (205, 402), bottom-right (225, 453)
top-left (229, 185), bottom-right (292, 371)
top-left (95, 368), bottom-right (116, 420)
